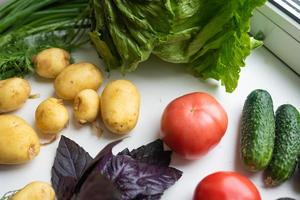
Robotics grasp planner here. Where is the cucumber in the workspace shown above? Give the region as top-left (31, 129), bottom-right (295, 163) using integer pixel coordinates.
top-left (265, 104), bottom-right (300, 186)
top-left (241, 89), bottom-right (275, 171)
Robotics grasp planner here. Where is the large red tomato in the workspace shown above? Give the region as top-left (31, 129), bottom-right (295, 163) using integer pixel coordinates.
top-left (161, 92), bottom-right (228, 159)
top-left (193, 171), bottom-right (261, 200)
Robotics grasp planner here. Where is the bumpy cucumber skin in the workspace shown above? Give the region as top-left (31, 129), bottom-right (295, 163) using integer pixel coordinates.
top-left (241, 89), bottom-right (275, 171)
top-left (265, 104), bottom-right (300, 186)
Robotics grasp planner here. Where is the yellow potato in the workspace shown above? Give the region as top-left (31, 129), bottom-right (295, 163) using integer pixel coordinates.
top-left (35, 98), bottom-right (69, 135)
top-left (34, 48), bottom-right (70, 78)
top-left (101, 80), bottom-right (140, 134)
top-left (0, 115), bottom-right (40, 164)
top-left (0, 78), bottom-right (31, 113)
top-left (73, 89), bottom-right (100, 124)
top-left (11, 181), bottom-right (55, 200)
top-left (54, 62), bottom-right (103, 100)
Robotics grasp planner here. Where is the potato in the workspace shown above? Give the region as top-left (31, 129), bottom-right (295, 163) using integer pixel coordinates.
top-left (54, 62), bottom-right (103, 100)
top-left (101, 80), bottom-right (140, 134)
top-left (73, 89), bottom-right (100, 124)
top-left (35, 98), bottom-right (69, 135)
top-left (11, 181), bottom-right (55, 200)
top-left (0, 115), bottom-right (40, 164)
top-left (0, 78), bottom-right (31, 113)
top-left (34, 48), bottom-right (70, 78)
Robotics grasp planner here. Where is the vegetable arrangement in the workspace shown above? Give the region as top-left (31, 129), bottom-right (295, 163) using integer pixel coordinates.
top-left (0, 0), bottom-right (266, 92)
top-left (0, 66), bottom-right (298, 199)
top-left (241, 89), bottom-right (300, 187)
top-left (0, 44), bottom-right (141, 152)
top-left (36, 51), bottom-right (141, 137)
top-left (1, 0), bottom-right (299, 199)
top-left (0, 46), bottom-right (145, 199)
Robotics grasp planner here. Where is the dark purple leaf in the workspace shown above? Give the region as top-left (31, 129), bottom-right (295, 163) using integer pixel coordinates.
top-left (51, 137), bottom-right (182, 200)
top-left (133, 194), bottom-right (162, 200)
top-left (75, 170), bottom-right (121, 200)
top-left (118, 139), bottom-right (172, 166)
top-left (74, 139), bottom-right (123, 193)
top-left (51, 136), bottom-right (92, 198)
top-left (57, 177), bottom-right (77, 200)
top-left (97, 154), bottom-right (182, 200)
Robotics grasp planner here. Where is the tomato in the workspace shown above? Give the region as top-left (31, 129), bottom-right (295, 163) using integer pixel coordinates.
top-left (193, 171), bottom-right (261, 200)
top-left (161, 92), bottom-right (228, 159)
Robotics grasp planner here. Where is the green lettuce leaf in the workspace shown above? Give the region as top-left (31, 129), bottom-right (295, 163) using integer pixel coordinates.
top-left (90, 0), bottom-right (267, 92)
top-left (187, 0), bottom-right (266, 92)
top-left (90, 0), bottom-right (173, 72)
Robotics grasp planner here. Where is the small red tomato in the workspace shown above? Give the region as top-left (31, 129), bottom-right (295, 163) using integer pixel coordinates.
top-left (194, 171), bottom-right (261, 200)
top-left (161, 92), bottom-right (228, 159)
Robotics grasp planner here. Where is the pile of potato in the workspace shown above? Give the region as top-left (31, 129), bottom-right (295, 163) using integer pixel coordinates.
top-left (0, 48), bottom-right (140, 199)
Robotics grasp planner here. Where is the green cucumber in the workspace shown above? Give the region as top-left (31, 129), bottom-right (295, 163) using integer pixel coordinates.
top-left (265, 104), bottom-right (300, 186)
top-left (241, 89), bottom-right (275, 171)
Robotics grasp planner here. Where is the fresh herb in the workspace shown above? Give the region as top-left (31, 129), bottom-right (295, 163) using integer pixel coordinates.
top-left (118, 139), bottom-right (172, 166)
top-left (89, 0), bottom-right (266, 92)
top-left (51, 136), bottom-right (182, 200)
top-left (96, 153), bottom-right (182, 199)
top-left (0, 0), bottom-right (266, 91)
top-left (95, 139), bottom-right (181, 199)
top-left (76, 170), bottom-right (121, 200)
top-left (51, 136), bottom-right (93, 200)
top-left (0, 0), bottom-right (89, 79)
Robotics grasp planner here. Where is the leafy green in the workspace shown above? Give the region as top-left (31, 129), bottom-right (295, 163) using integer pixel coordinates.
top-left (0, 0), bottom-right (266, 91)
top-left (0, 0), bottom-right (89, 79)
top-left (90, 0), bottom-right (266, 92)
top-left (89, 0), bottom-right (173, 72)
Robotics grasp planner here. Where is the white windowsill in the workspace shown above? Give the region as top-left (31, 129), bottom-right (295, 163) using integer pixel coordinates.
top-left (251, 2), bottom-right (300, 75)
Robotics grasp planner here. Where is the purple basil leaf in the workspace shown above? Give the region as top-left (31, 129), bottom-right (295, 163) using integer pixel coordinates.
top-left (57, 177), bottom-right (77, 200)
top-left (133, 194), bottom-right (162, 200)
top-left (97, 154), bottom-right (182, 200)
top-left (118, 139), bottom-right (172, 166)
top-left (51, 136), bottom-right (92, 197)
top-left (74, 139), bottom-right (123, 193)
top-left (75, 170), bottom-right (121, 200)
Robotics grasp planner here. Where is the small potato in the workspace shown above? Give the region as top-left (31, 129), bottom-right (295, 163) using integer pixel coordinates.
top-left (54, 62), bottom-right (103, 100)
top-left (11, 181), bottom-right (55, 200)
top-left (0, 78), bottom-right (31, 113)
top-left (101, 80), bottom-right (140, 134)
top-left (74, 89), bottom-right (100, 124)
top-left (0, 115), bottom-right (40, 164)
top-left (35, 98), bottom-right (69, 135)
top-left (34, 48), bottom-right (70, 78)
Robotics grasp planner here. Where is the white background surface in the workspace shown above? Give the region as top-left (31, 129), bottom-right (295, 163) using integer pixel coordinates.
top-left (0, 45), bottom-right (300, 199)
